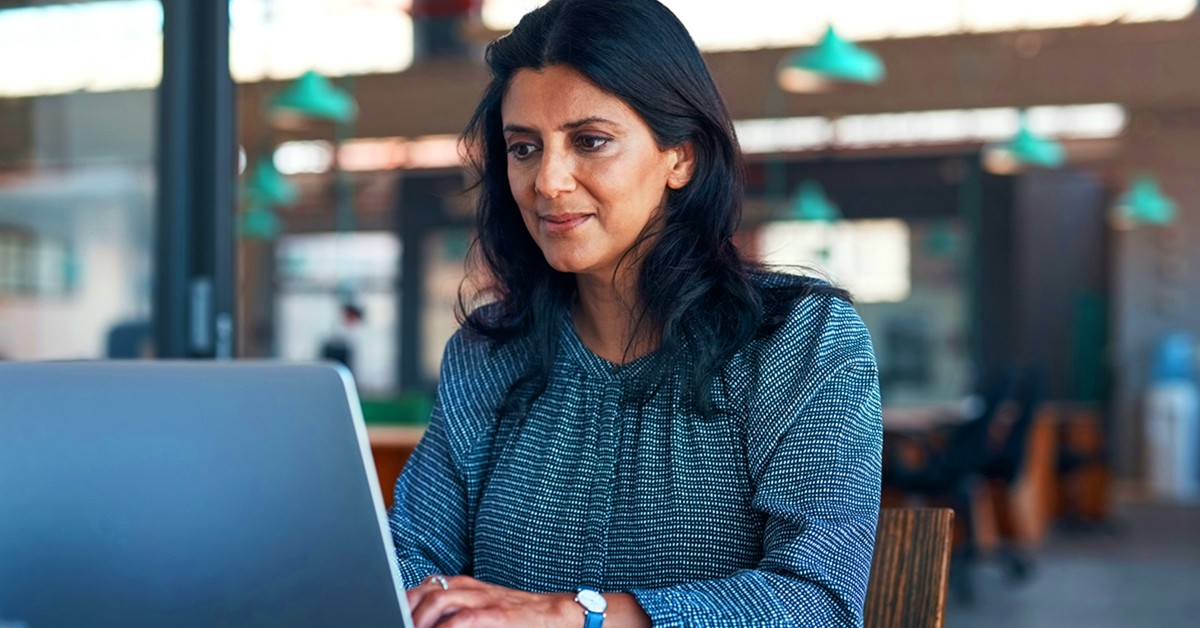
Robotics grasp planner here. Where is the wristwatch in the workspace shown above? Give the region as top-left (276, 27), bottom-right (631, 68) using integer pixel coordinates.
top-left (574, 588), bottom-right (607, 628)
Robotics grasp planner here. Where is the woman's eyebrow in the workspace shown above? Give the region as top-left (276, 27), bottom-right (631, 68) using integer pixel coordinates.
top-left (502, 123), bottom-right (537, 135)
top-left (560, 116), bottom-right (618, 131)
top-left (502, 117), bottom-right (619, 135)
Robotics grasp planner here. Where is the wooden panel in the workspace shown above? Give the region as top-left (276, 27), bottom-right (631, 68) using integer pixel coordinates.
top-left (368, 426), bottom-right (426, 510)
top-left (1053, 404), bottom-right (1111, 521)
top-left (1006, 408), bottom-right (1060, 544)
top-left (865, 508), bottom-right (955, 628)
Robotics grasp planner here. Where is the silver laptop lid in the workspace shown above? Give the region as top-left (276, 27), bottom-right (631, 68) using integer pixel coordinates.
top-left (0, 361), bottom-right (413, 628)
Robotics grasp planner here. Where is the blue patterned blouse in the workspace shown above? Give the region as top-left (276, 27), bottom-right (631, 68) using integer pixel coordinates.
top-left (388, 283), bottom-right (883, 627)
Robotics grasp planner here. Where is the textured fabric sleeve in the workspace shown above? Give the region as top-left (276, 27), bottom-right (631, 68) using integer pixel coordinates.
top-left (387, 328), bottom-right (505, 589)
top-left (387, 380), bottom-right (472, 589)
top-left (630, 298), bottom-right (883, 627)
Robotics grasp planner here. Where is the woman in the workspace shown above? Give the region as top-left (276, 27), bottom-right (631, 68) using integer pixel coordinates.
top-left (390, 0), bottom-right (883, 626)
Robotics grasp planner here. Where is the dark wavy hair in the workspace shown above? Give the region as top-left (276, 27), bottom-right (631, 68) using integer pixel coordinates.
top-left (458, 0), bottom-right (848, 416)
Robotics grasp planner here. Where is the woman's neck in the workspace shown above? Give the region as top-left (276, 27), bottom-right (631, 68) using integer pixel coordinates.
top-left (571, 271), bottom-right (654, 365)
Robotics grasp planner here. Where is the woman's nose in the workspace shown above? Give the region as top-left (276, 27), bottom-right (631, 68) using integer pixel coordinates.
top-left (534, 150), bottom-right (576, 199)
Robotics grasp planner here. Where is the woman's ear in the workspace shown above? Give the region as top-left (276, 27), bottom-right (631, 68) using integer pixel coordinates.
top-left (666, 142), bottom-right (696, 190)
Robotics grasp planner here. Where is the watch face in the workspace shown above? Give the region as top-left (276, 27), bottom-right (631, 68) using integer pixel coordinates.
top-left (576, 589), bottom-right (607, 613)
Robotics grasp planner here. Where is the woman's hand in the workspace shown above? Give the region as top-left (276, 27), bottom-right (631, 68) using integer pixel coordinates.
top-left (407, 575), bottom-right (578, 628)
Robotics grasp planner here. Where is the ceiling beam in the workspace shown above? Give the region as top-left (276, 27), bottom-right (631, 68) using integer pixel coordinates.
top-left (237, 18), bottom-right (1200, 144)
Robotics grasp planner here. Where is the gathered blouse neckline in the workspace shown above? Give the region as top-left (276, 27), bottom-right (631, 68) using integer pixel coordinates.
top-left (559, 311), bottom-right (663, 382)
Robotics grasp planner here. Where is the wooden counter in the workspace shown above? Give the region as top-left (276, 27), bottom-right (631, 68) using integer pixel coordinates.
top-left (368, 425), bottom-right (426, 510)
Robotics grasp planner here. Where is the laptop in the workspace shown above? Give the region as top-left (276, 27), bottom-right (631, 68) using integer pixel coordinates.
top-left (0, 361), bottom-right (415, 628)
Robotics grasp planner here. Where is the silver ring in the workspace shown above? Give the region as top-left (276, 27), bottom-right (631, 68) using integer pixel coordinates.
top-left (431, 575), bottom-right (449, 590)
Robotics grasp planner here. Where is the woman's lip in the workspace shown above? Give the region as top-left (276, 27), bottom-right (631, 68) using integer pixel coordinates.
top-left (541, 214), bottom-right (591, 234)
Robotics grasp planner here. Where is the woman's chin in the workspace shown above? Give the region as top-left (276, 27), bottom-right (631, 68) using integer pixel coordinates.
top-left (541, 251), bottom-right (591, 275)
top-left (546, 259), bottom-right (588, 275)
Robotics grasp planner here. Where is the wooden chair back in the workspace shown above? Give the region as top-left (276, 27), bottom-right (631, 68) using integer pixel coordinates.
top-left (865, 507), bottom-right (955, 628)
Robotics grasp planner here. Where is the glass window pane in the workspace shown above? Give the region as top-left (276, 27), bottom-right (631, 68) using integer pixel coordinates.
top-left (275, 231), bottom-right (400, 393)
top-left (754, 217), bottom-right (969, 404)
top-left (421, 228), bottom-right (472, 383)
top-left (0, 1), bottom-right (159, 360)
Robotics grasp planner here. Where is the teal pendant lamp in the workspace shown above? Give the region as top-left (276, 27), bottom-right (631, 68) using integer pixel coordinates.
top-left (243, 157), bottom-right (298, 206)
top-left (239, 157), bottom-right (295, 241)
top-left (239, 202), bottom-right (282, 241)
top-left (789, 180), bottom-right (841, 222)
top-left (778, 26), bottom-right (885, 92)
top-left (1006, 112), bottom-right (1065, 168)
top-left (924, 220), bottom-right (959, 258)
top-left (1113, 175), bottom-right (1177, 227)
top-left (267, 71), bottom-right (357, 126)
top-left (983, 111), bottom-right (1065, 174)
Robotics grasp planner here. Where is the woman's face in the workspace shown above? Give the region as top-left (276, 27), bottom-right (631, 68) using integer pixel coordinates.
top-left (500, 64), bottom-right (693, 282)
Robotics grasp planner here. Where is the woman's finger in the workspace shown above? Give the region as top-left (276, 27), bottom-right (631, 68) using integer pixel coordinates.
top-left (406, 574), bottom-right (456, 613)
top-left (408, 577), bottom-right (568, 628)
top-left (442, 575), bottom-right (491, 591)
top-left (434, 607), bottom-right (505, 628)
top-left (410, 589), bottom-right (486, 628)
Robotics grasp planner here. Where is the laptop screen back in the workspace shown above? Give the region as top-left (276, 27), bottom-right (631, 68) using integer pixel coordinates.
top-left (0, 361), bottom-right (412, 628)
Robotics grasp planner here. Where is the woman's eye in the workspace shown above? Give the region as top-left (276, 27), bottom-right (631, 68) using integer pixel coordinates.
top-left (576, 136), bottom-right (609, 151)
top-left (507, 143), bottom-right (538, 160)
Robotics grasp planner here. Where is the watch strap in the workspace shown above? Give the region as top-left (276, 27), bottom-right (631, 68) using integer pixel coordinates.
top-left (583, 609), bottom-right (604, 628)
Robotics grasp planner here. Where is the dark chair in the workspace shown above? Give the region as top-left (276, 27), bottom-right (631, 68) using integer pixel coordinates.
top-left (865, 507), bottom-right (955, 628)
top-left (1054, 408), bottom-right (1113, 528)
top-left (880, 366), bottom-right (1018, 602)
top-left (105, 320), bottom-right (152, 358)
top-left (979, 368), bottom-right (1047, 582)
